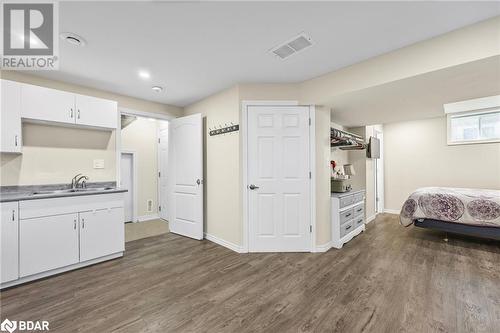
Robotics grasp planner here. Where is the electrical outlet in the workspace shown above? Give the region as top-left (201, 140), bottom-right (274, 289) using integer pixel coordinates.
top-left (93, 159), bottom-right (105, 169)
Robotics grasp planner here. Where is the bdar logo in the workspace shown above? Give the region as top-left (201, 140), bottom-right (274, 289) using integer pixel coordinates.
top-left (0, 319), bottom-right (17, 333)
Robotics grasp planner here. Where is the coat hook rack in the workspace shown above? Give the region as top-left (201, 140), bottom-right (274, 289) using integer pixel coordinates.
top-left (209, 123), bottom-right (239, 136)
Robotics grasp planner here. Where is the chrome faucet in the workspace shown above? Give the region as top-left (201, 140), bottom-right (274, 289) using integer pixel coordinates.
top-left (71, 174), bottom-right (89, 189)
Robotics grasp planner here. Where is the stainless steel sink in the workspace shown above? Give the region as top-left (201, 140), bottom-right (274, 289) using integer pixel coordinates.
top-left (31, 187), bottom-right (115, 196)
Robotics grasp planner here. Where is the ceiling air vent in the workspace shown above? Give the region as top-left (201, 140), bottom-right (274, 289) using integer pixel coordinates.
top-left (270, 33), bottom-right (313, 59)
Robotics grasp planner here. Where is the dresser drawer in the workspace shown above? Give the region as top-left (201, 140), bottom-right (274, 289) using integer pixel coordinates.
top-left (353, 203), bottom-right (364, 217)
top-left (340, 221), bottom-right (354, 238)
top-left (354, 215), bottom-right (364, 228)
top-left (353, 192), bottom-right (365, 203)
top-left (339, 195), bottom-right (354, 208)
top-left (340, 208), bottom-right (354, 225)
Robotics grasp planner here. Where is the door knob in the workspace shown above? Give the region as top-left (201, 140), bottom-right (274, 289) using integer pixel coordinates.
top-left (248, 184), bottom-right (260, 190)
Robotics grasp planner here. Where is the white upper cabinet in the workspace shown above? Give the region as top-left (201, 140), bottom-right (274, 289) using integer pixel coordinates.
top-left (1, 80), bottom-right (22, 153)
top-left (20, 82), bottom-right (117, 129)
top-left (75, 94), bottom-right (118, 129)
top-left (21, 83), bottom-right (76, 125)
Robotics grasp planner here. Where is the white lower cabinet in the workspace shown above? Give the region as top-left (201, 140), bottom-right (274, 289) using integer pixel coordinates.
top-left (20, 213), bottom-right (79, 277)
top-left (80, 208), bottom-right (124, 262)
top-left (1, 202), bottom-right (19, 283)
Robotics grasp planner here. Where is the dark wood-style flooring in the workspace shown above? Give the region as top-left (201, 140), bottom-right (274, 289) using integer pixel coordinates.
top-left (1, 214), bottom-right (499, 332)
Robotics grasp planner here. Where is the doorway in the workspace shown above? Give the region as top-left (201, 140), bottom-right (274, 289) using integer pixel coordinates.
top-left (244, 104), bottom-right (313, 252)
top-left (374, 129), bottom-right (384, 214)
top-left (120, 152), bottom-right (136, 223)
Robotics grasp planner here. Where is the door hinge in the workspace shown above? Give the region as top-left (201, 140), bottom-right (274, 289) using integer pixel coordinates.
top-left (309, 225), bottom-right (312, 233)
top-left (158, 138), bottom-right (160, 143)
top-left (309, 118), bottom-right (311, 126)
top-left (159, 205), bottom-right (161, 212)
top-left (158, 172), bottom-right (161, 177)
top-left (309, 171), bottom-right (311, 179)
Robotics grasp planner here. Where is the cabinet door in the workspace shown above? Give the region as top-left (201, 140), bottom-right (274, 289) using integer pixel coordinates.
top-left (1, 202), bottom-right (19, 283)
top-left (0, 80), bottom-right (22, 153)
top-left (75, 94), bottom-right (117, 129)
top-left (20, 213), bottom-right (79, 277)
top-left (21, 83), bottom-right (75, 125)
top-left (80, 208), bottom-right (124, 262)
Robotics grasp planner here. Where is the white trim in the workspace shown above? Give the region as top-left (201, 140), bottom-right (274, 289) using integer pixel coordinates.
top-left (366, 214), bottom-right (377, 224)
top-left (444, 95), bottom-right (500, 114)
top-left (241, 100), bottom-right (316, 253)
top-left (156, 123), bottom-right (169, 221)
top-left (331, 224), bottom-right (365, 249)
top-left (137, 214), bottom-right (160, 222)
top-left (204, 233), bottom-right (245, 253)
top-left (119, 107), bottom-right (175, 121)
top-left (313, 241), bottom-right (332, 253)
top-left (121, 150), bottom-right (138, 223)
top-left (446, 110), bottom-right (500, 146)
top-left (1, 252), bottom-right (123, 289)
top-left (384, 209), bottom-right (400, 215)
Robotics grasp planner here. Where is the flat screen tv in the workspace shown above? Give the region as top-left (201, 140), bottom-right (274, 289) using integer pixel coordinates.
top-left (367, 136), bottom-right (380, 159)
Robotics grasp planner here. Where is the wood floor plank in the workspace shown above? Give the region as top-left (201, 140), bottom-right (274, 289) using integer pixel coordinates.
top-left (1, 214), bottom-right (499, 332)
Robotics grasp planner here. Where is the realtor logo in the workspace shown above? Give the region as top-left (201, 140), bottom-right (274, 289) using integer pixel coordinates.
top-left (1, 1), bottom-right (59, 70)
top-left (0, 319), bottom-right (17, 333)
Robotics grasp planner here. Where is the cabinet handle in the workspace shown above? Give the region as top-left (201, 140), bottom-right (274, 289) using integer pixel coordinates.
top-left (14, 135), bottom-right (18, 146)
top-left (357, 208), bottom-right (362, 212)
top-left (12, 210), bottom-right (15, 221)
top-left (346, 213), bottom-right (351, 217)
top-left (82, 218), bottom-right (85, 229)
top-left (70, 108), bottom-right (73, 118)
top-left (77, 109), bottom-right (80, 119)
top-left (74, 219), bottom-right (76, 229)
top-left (346, 225), bottom-right (352, 230)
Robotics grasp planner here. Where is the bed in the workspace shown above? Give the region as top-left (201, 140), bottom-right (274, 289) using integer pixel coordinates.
top-left (399, 187), bottom-right (500, 240)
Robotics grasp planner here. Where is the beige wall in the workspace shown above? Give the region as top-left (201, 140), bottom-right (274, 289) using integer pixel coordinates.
top-left (1, 123), bottom-right (115, 186)
top-left (384, 116), bottom-right (500, 211)
top-left (184, 86), bottom-right (241, 245)
top-left (121, 117), bottom-right (163, 217)
top-left (0, 72), bottom-right (180, 187)
top-left (315, 107), bottom-right (332, 246)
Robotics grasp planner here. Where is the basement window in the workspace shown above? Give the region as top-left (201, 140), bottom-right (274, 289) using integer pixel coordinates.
top-left (447, 110), bottom-right (500, 145)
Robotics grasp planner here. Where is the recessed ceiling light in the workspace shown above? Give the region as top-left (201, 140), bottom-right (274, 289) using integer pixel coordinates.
top-left (152, 86), bottom-right (163, 93)
top-left (60, 32), bottom-right (86, 47)
top-left (138, 70), bottom-right (151, 80)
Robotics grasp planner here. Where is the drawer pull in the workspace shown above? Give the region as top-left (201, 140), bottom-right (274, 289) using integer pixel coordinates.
top-left (345, 213), bottom-right (351, 217)
top-left (356, 208), bottom-right (362, 212)
top-left (73, 219), bottom-right (76, 229)
top-left (82, 218), bottom-right (85, 229)
top-left (12, 210), bottom-right (15, 221)
top-left (345, 225), bottom-right (352, 230)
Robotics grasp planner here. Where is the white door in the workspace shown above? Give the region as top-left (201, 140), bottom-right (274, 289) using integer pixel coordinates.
top-left (79, 208), bottom-right (125, 262)
top-left (1, 202), bottom-right (19, 283)
top-left (21, 83), bottom-right (76, 124)
top-left (158, 121), bottom-right (169, 220)
top-left (121, 153), bottom-right (134, 222)
top-left (167, 113), bottom-right (203, 240)
top-left (75, 94), bottom-right (118, 129)
top-left (19, 213), bottom-right (79, 277)
top-left (247, 105), bottom-right (311, 252)
top-left (0, 80), bottom-right (22, 153)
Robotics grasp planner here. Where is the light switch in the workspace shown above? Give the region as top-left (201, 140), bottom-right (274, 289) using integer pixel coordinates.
top-left (93, 159), bottom-right (105, 169)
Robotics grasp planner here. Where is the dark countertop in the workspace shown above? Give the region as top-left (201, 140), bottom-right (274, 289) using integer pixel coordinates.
top-left (0, 182), bottom-right (127, 203)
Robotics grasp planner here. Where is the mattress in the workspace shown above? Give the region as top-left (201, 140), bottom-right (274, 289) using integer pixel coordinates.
top-left (399, 187), bottom-right (500, 228)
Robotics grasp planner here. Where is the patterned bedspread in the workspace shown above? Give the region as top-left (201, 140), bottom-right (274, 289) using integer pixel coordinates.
top-left (399, 187), bottom-right (500, 228)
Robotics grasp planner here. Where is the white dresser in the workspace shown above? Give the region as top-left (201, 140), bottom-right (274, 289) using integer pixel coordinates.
top-left (331, 190), bottom-right (365, 249)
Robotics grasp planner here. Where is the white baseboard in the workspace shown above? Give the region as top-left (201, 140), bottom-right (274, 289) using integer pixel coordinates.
top-left (137, 214), bottom-right (160, 222)
top-left (204, 233), bottom-right (245, 253)
top-left (313, 242), bottom-right (332, 253)
top-left (366, 214), bottom-right (377, 224)
top-left (383, 209), bottom-right (400, 215)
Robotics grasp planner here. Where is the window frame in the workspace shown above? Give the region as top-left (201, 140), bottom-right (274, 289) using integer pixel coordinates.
top-left (447, 108), bottom-right (500, 146)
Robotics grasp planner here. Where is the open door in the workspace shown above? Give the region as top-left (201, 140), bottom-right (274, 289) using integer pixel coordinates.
top-left (167, 113), bottom-right (203, 240)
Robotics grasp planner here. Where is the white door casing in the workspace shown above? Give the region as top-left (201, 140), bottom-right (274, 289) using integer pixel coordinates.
top-left (158, 121), bottom-right (169, 220)
top-left (120, 153), bottom-right (134, 222)
top-left (247, 105), bottom-right (311, 252)
top-left (167, 113), bottom-right (203, 240)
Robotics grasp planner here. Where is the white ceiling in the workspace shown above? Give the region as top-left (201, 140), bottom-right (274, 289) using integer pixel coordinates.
top-left (329, 56), bottom-right (500, 127)
top-left (29, 1), bottom-right (500, 107)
